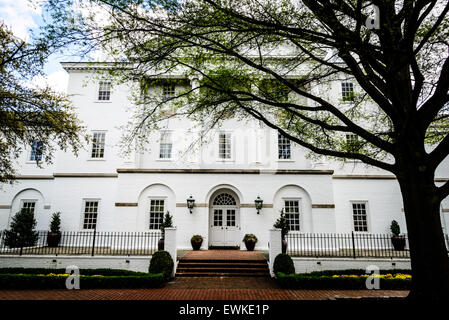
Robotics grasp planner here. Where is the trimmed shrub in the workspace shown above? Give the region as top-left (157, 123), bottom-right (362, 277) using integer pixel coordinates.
top-left (273, 253), bottom-right (295, 275)
top-left (149, 250), bottom-right (174, 280)
top-left (3, 209), bottom-right (39, 248)
top-left (0, 268), bottom-right (149, 276)
top-left (275, 272), bottom-right (411, 290)
top-left (0, 273), bottom-right (165, 289)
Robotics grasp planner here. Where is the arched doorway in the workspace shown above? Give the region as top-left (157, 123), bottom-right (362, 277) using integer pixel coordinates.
top-left (209, 191), bottom-right (240, 248)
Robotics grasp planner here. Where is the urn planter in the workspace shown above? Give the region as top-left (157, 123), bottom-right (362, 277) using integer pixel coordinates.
top-left (47, 232), bottom-right (61, 247)
top-left (391, 235), bottom-right (406, 251)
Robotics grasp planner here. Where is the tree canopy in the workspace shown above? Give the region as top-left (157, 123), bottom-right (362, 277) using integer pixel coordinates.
top-left (39, 0), bottom-right (449, 299)
top-left (0, 22), bottom-right (84, 183)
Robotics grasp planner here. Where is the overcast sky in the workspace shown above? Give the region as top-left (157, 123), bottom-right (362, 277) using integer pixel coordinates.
top-left (0, 0), bottom-right (69, 93)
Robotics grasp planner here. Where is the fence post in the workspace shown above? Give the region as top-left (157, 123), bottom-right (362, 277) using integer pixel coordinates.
top-left (91, 229), bottom-right (97, 257)
top-left (164, 227), bottom-right (177, 277)
top-left (269, 228), bottom-right (282, 277)
top-left (351, 231), bottom-right (356, 259)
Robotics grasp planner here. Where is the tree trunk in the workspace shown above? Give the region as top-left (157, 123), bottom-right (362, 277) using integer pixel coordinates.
top-left (397, 169), bottom-right (449, 301)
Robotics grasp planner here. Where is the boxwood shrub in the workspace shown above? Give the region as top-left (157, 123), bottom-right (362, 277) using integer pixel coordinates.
top-left (273, 253), bottom-right (295, 274)
top-left (149, 250), bottom-right (174, 280)
top-left (0, 268), bottom-right (149, 276)
top-left (0, 273), bottom-right (165, 289)
top-left (275, 272), bottom-right (411, 290)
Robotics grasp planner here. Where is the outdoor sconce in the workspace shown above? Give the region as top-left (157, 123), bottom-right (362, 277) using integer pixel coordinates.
top-left (254, 195), bottom-right (263, 214)
top-left (187, 195), bottom-right (195, 213)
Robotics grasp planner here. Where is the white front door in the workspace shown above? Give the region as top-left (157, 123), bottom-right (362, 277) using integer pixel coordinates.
top-left (209, 193), bottom-right (240, 247)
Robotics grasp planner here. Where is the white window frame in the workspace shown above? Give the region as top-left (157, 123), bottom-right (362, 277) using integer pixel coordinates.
top-left (97, 81), bottom-right (112, 102)
top-left (20, 200), bottom-right (37, 215)
top-left (162, 83), bottom-right (176, 101)
top-left (351, 201), bottom-right (370, 233)
top-left (277, 132), bottom-right (292, 161)
top-left (283, 198), bottom-right (301, 232)
top-left (158, 130), bottom-right (173, 160)
top-left (89, 131), bottom-right (107, 160)
top-left (28, 141), bottom-right (43, 162)
top-left (81, 199), bottom-right (101, 230)
top-left (341, 81), bottom-right (354, 101)
top-left (148, 197), bottom-right (166, 230)
top-left (217, 131), bottom-right (233, 161)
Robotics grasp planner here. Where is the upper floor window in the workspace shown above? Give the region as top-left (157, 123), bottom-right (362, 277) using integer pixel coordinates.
top-left (21, 201), bottom-right (36, 215)
top-left (91, 132), bottom-right (106, 159)
top-left (83, 200), bottom-right (99, 230)
top-left (218, 132), bottom-right (231, 159)
top-left (149, 199), bottom-right (165, 230)
top-left (341, 82), bottom-right (354, 101)
top-left (345, 134), bottom-right (361, 152)
top-left (159, 131), bottom-right (173, 159)
top-left (278, 133), bottom-right (291, 159)
top-left (352, 202), bottom-right (368, 232)
top-left (162, 83), bottom-right (175, 100)
top-left (98, 81), bottom-right (111, 101)
top-left (30, 141), bottom-right (43, 161)
top-left (284, 200), bottom-right (300, 231)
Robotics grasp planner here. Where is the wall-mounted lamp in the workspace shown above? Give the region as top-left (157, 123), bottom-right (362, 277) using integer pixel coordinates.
top-left (187, 195), bottom-right (195, 213)
top-left (255, 195), bottom-right (263, 214)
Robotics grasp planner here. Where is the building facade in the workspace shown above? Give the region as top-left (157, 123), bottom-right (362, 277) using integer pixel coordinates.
top-left (1, 62), bottom-right (448, 250)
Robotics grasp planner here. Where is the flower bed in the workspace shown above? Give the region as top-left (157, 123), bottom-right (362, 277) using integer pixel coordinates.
top-left (0, 268), bottom-right (165, 289)
top-left (275, 269), bottom-right (411, 290)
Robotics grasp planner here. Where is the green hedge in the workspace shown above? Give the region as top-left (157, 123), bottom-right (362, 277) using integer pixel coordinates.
top-left (0, 273), bottom-right (165, 289)
top-left (275, 272), bottom-right (411, 290)
top-left (0, 268), bottom-right (148, 276)
top-left (306, 269), bottom-right (412, 276)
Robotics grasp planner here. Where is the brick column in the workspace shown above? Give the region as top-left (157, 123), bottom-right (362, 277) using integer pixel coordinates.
top-left (268, 228), bottom-right (282, 277)
top-left (164, 227), bottom-right (177, 277)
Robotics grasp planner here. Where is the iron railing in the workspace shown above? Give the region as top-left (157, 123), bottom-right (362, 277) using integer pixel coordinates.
top-left (0, 230), bottom-right (160, 256)
top-left (286, 232), bottom-right (412, 258)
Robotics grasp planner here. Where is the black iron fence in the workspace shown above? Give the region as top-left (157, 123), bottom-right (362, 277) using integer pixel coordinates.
top-left (0, 230), bottom-right (160, 256)
top-left (286, 232), bottom-right (414, 258)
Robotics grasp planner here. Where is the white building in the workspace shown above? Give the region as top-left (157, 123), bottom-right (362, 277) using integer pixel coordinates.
top-left (1, 62), bottom-right (448, 251)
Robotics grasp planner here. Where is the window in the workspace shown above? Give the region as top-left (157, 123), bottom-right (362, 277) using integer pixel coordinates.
top-left (352, 202), bottom-right (368, 232)
top-left (159, 131), bottom-right (172, 159)
top-left (341, 82), bottom-right (354, 101)
top-left (278, 133), bottom-right (291, 159)
top-left (83, 200), bottom-right (99, 230)
top-left (345, 134), bottom-right (361, 152)
top-left (21, 201), bottom-right (36, 214)
top-left (149, 199), bottom-right (165, 230)
top-left (98, 81), bottom-right (111, 101)
top-left (162, 83), bottom-right (175, 100)
top-left (284, 200), bottom-right (300, 231)
top-left (218, 132), bottom-right (231, 159)
top-left (91, 132), bottom-right (106, 158)
top-left (259, 79), bottom-right (290, 102)
top-left (30, 141), bottom-right (43, 161)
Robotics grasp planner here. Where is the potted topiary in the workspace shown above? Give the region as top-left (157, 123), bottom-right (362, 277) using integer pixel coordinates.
top-left (158, 211), bottom-right (173, 250)
top-left (390, 220), bottom-right (406, 251)
top-left (242, 234), bottom-right (258, 251)
top-left (47, 212), bottom-right (62, 247)
top-left (191, 235), bottom-right (203, 250)
top-left (273, 209), bottom-right (289, 253)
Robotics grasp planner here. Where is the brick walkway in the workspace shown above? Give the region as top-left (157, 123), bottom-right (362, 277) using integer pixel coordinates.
top-left (0, 288), bottom-right (408, 300)
top-left (0, 277), bottom-right (408, 300)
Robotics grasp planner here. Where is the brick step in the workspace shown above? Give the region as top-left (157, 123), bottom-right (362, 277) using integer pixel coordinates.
top-left (176, 267), bottom-right (269, 273)
top-left (176, 272), bottom-right (270, 277)
top-left (177, 262), bottom-right (268, 269)
top-left (178, 259), bottom-right (267, 264)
